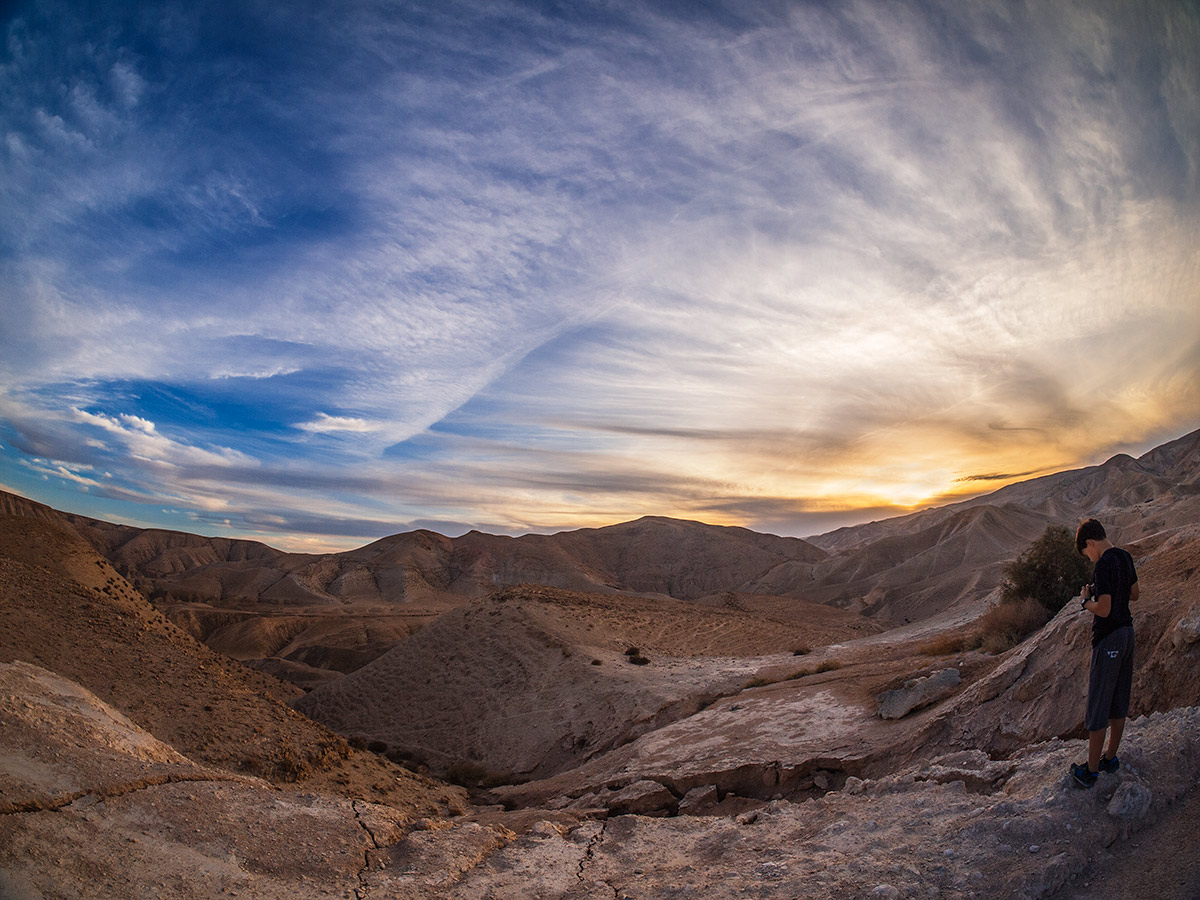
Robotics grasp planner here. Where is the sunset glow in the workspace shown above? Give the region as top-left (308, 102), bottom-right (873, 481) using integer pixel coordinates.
top-left (2, 0), bottom-right (1198, 550)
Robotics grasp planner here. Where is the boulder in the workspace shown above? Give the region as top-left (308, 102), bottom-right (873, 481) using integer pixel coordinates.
top-left (1107, 780), bottom-right (1152, 821)
top-left (605, 779), bottom-right (677, 816)
top-left (877, 668), bottom-right (961, 719)
top-left (1170, 608), bottom-right (1200, 650)
top-left (678, 784), bottom-right (720, 815)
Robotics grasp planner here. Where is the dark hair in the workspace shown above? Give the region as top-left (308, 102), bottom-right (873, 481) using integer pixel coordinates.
top-left (1075, 518), bottom-right (1106, 554)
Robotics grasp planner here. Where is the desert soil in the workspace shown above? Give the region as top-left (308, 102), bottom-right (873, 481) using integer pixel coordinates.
top-left (1052, 778), bottom-right (1200, 900)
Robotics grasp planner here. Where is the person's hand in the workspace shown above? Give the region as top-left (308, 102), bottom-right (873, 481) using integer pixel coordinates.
top-left (1081, 583), bottom-right (1092, 600)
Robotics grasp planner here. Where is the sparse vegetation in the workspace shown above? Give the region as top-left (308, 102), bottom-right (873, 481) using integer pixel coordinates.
top-left (918, 633), bottom-right (978, 656)
top-left (745, 659), bottom-right (845, 690)
top-left (1002, 524), bottom-right (1091, 615)
top-left (625, 646), bottom-right (649, 665)
top-left (978, 597), bottom-right (1049, 654)
top-left (443, 760), bottom-right (513, 789)
top-left (924, 525), bottom-right (1092, 656)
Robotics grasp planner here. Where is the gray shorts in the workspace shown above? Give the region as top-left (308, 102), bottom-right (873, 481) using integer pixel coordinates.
top-left (1086, 625), bottom-right (1134, 732)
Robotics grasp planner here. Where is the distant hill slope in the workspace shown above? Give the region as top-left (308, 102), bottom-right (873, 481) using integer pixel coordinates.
top-left (4, 425), bottom-right (1197, 678)
top-left (809, 427), bottom-right (1200, 553)
top-left (54, 511), bottom-right (829, 609)
top-left (0, 500), bottom-right (460, 816)
top-left (294, 582), bottom-right (880, 781)
top-left (781, 427), bottom-right (1200, 623)
top-left (1, 498), bottom-right (836, 681)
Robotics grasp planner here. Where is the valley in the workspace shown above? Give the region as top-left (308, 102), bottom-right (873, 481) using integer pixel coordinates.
top-left (2, 428), bottom-right (1199, 898)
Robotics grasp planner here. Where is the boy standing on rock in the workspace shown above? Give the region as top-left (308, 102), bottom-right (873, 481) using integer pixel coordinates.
top-left (1071, 518), bottom-right (1138, 788)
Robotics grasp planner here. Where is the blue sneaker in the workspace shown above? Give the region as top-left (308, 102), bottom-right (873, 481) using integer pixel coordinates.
top-left (1070, 762), bottom-right (1098, 788)
top-left (1099, 755), bottom-right (1120, 774)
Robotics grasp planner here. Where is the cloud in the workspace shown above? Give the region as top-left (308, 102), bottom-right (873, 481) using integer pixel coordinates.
top-left (1, 0), bottom-right (1198, 550)
top-left (69, 408), bottom-right (255, 469)
top-left (296, 413), bottom-right (381, 434)
top-left (22, 457), bottom-right (107, 489)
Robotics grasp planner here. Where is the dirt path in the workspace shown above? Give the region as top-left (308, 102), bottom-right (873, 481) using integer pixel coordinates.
top-left (1050, 780), bottom-right (1200, 900)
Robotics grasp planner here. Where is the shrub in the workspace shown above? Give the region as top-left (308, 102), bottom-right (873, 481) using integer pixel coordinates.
top-left (1002, 524), bottom-right (1092, 615)
top-left (443, 761), bottom-right (514, 789)
top-left (624, 646), bottom-right (640, 657)
top-left (918, 633), bottom-right (981, 656)
top-left (977, 596), bottom-right (1050, 654)
top-left (783, 659), bottom-right (843, 681)
top-left (628, 654), bottom-right (650, 665)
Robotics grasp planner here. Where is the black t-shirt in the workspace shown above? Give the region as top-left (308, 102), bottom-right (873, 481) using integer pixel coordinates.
top-left (1092, 547), bottom-right (1137, 646)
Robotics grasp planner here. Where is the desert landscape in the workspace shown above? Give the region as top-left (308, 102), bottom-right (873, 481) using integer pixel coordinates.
top-left (3, 427), bottom-right (1200, 899)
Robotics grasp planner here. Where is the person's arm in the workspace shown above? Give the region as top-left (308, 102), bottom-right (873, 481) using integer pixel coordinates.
top-left (1130, 582), bottom-right (1139, 603)
top-left (1085, 593), bottom-right (1112, 618)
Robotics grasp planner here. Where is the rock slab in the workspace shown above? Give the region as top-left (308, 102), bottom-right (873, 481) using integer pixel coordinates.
top-left (877, 667), bottom-right (961, 719)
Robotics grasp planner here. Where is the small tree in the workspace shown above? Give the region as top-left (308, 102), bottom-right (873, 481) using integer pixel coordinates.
top-left (1002, 524), bottom-right (1092, 614)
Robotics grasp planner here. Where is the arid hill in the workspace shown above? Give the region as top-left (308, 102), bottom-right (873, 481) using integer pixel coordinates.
top-left (293, 583), bottom-right (880, 781)
top-left (24, 429), bottom-right (1197, 696)
top-left (0, 498), bottom-right (463, 817)
top-left (41, 504), bottom-right (833, 684)
top-left (3, 426), bottom-right (1200, 898)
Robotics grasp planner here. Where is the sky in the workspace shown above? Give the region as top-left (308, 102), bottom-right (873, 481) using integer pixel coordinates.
top-left (2, 0), bottom-right (1198, 552)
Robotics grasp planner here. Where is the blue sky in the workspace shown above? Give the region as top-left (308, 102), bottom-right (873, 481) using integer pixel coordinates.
top-left (2, 0), bottom-right (1198, 551)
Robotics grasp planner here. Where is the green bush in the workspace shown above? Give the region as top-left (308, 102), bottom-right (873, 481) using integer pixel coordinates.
top-left (1001, 524), bottom-right (1092, 614)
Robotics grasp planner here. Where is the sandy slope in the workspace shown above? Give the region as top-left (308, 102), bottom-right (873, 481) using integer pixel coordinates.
top-left (294, 584), bottom-right (881, 780)
top-left (0, 511), bottom-right (461, 817)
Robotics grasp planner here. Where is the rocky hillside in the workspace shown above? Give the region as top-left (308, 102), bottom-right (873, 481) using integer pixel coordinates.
top-left (4, 426), bottom-right (1200, 898)
top-left (14, 428), bottom-right (1195, 694)
top-left (0, 503), bottom-right (462, 816)
top-left (6, 657), bottom-right (1200, 899)
top-left (293, 583), bottom-right (880, 781)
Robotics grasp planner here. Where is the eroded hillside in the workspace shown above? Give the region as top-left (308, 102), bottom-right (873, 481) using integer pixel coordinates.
top-left (3, 427), bottom-right (1200, 898)
top-left (0, 506), bottom-right (462, 817)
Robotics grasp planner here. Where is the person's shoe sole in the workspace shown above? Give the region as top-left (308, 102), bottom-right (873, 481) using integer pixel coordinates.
top-left (1070, 763), bottom-right (1097, 788)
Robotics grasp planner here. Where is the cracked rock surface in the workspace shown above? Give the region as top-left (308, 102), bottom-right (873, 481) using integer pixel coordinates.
top-left (5, 659), bottom-right (1200, 900)
top-left (0, 662), bottom-right (414, 900)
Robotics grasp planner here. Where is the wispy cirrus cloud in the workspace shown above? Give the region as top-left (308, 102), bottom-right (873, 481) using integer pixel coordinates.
top-left (1, 0), bottom-right (1197, 549)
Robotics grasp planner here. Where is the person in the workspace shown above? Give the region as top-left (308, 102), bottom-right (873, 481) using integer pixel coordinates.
top-left (1070, 518), bottom-right (1138, 788)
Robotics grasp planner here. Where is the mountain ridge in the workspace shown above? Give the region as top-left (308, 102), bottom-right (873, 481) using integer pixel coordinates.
top-left (3, 425), bottom-right (1197, 683)
top-left (4, 427), bottom-right (1200, 898)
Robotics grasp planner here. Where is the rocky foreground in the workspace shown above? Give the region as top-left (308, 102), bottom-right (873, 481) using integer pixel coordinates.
top-left (3, 659), bottom-right (1200, 899)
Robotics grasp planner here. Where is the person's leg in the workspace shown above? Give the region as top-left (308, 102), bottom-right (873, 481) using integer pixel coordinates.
top-left (1088, 729), bottom-right (1106, 772)
top-left (1104, 628), bottom-right (1134, 766)
top-left (1105, 717), bottom-right (1126, 761)
top-left (1084, 644), bottom-right (1111, 774)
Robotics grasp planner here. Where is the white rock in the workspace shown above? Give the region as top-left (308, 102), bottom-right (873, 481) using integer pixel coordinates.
top-left (878, 668), bottom-right (961, 719)
top-left (1171, 609), bottom-right (1200, 649)
top-left (1106, 781), bottom-right (1152, 820)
